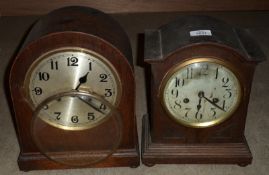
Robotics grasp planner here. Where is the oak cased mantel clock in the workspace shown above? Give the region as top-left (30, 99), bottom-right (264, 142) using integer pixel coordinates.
top-left (9, 6), bottom-right (139, 170)
top-left (141, 16), bottom-right (266, 166)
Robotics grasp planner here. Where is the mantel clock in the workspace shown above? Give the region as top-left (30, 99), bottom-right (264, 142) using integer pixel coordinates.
top-left (142, 16), bottom-right (266, 166)
top-left (9, 6), bottom-right (139, 171)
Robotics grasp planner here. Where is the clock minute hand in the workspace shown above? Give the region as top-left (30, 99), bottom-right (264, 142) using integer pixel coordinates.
top-left (75, 72), bottom-right (89, 90)
top-left (198, 91), bottom-right (226, 112)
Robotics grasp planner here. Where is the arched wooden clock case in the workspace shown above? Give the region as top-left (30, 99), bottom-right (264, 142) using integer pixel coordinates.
top-left (141, 16), bottom-right (266, 166)
top-left (9, 6), bottom-right (139, 171)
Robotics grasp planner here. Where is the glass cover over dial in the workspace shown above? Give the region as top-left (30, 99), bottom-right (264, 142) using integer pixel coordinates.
top-left (31, 91), bottom-right (122, 166)
top-left (161, 58), bottom-right (241, 128)
top-left (25, 47), bottom-right (121, 130)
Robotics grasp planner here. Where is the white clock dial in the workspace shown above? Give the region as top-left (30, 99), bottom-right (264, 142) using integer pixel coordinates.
top-left (25, 47), bottom-right (121, 130)
top-left (162, 58), bottom-right (241, 128)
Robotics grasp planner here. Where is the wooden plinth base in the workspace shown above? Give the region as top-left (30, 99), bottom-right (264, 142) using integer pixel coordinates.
top-left (141, 115), bottom-right (252, 167)
top-left (18, 147), bottom-right (140, 171)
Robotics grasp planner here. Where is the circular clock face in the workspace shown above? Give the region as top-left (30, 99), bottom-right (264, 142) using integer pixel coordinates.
top-left (161, 58), bottom-right (241, 128)
top-left (24, 47), bottom-right (121, 130)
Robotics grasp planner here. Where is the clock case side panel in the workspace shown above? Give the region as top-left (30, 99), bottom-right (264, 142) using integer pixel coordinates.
top-left (9, 7), bottom-right (139, 170)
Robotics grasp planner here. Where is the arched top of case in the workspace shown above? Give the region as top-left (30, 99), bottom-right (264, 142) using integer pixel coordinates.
top-left (21, 6), bottom-right (133, 67)
top-left (144, 15), bottom-right (266, 63)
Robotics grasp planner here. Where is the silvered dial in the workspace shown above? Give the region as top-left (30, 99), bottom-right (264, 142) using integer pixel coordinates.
top-left (162, 59), bottom-right (241, 128)
top-left (25, 47), bottom-right (121, 130)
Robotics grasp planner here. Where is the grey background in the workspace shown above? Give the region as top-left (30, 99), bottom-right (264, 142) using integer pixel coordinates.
top-left (0, 12), bottom-right (268, 174)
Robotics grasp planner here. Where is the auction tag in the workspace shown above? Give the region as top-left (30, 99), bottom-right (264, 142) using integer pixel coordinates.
top-left (190, 30), bottom-right (212, 37)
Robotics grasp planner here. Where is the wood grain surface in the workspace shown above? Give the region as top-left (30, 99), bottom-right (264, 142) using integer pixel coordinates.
top-left (1, 0), bottom-right (269, 16)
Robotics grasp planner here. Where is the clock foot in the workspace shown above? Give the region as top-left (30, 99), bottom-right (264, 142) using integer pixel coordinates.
top-left (130, 164), bottom-right (139, 168)
top-left (144, 163), bottom-right (155, 167)
top-left (238, 163), bottom-right (249, 167)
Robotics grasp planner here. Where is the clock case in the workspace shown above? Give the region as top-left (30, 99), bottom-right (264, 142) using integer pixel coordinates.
top-left (9, 6), bottom-right (139, 171)
top-left (142, 16), bottom-right (266, 166)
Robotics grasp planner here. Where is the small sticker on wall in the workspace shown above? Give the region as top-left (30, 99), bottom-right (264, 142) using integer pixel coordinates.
top-left (190, 30), bottom-right (212, 37)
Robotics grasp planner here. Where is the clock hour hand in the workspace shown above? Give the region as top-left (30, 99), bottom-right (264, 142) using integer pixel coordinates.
top-left (198, 91), bottom-right (226, 112)
top-left (195, 95), bottom-right (202, 118)
top-left (75, 72), bottom-right (89, 90)
top-left (77, 96), bottom-right (106, 115)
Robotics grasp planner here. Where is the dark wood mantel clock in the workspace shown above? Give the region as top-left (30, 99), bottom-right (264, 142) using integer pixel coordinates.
top-left (142, 16), bottom-right (266, 166)
top-left (9, 6), bottom-right (139, 171)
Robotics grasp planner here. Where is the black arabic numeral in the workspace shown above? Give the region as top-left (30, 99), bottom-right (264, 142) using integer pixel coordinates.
top-left (184, 108), bottom-right (191, 117)
top-left (222, 77), bottom-right (230, 87)
top-left (187, 67), bottom-right (193, 79)
top-left (224, 89), bottom-right (232, 98)
top-left (215, 68), bottom-right (219, 79)
top-left (173, 100), bottom-right (181, 109)
top-left (171, 89), bottom-right (179, 98)
top-left (33, 87), bottom-right (42, 95)
top-left (89, 61), bottom-right (92, 71)
top-left (200, 64), bottom-right (209, 76)
top-left (50, 60), bottom-right (58, 70)
top-left (104, 89), bottom-right (112, 97)
top-left (54, 112), bottom-right (61, 120)
top-left (100, 104), bottom-right (106, 110)
top-left (211, 108), bottom-right (217, 118)
top-left (222, 100), bottom-right (226, 110)
top-left (196, 113), bottom-right (203, 120)
top-left (175, 77), bottom-right (184, 87)
top-left (38, 72), bottom-right (50, 81)
top-left (175, 77), bottom-right (180, 87)
top-left (71, 116), bottom-right (79, 123)
top-left (100, 74), bottom-right (108, 82)
top-left (67, 56), bottom-right (79, 66)
top-left (88, 112), bottom-right (95, 120)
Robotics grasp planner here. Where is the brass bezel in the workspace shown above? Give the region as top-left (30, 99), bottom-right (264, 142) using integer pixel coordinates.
top-left (159, 57), bottom-right (242, 128)
top-left (24, 47), bottom-right (122, 130)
